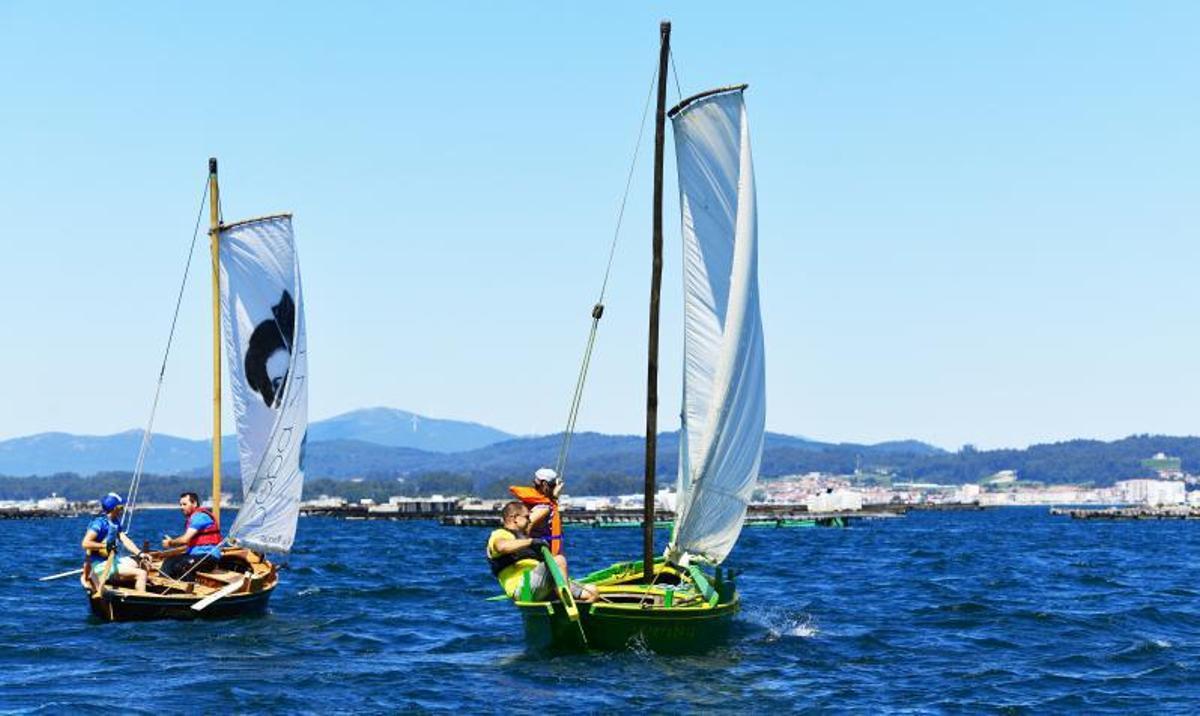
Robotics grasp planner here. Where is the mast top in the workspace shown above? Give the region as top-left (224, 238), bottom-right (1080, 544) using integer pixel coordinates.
top-left (209, 157), bottom-right (218, 175)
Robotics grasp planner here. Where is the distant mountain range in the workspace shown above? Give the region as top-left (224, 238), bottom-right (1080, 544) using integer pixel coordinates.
top-left (0, 408), bottom-right (513, 477)
top-left (6, 408), bottom-right (1193, 488)
top-left (0, 407), bottom-right (940, 479)
top-left (307, 407), bottom-right (512, 452)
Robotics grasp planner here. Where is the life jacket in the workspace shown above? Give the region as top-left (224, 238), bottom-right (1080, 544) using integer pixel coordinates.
top-left (509, 485), bottom-right (562, 555)
top-left (486, 529), bottom-right (542, 577)
top-left (87, 517), bottom-right (119, 560)
top-left (186, 507), bottom-right (223, 549)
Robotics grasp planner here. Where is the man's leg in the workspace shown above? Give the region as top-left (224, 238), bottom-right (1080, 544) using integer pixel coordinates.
top-left (526, 564), bottom-right (554, 600)
top-left (570, 580), bottom-right (599, 603)
top-left (115, 556), bottom-right (147, 592)
top-left (553, 554), bottom-right (570, 581)
top-left (161, 555), bottom-right (185, 579)
top-left (162, 554), bottom-right (204, 580)
top-left (178, 555), bottom-right (205, 582)
top-left (193, 553), bottom-right (220, 574)
top-left (552, 554), bottom-right (596, 602)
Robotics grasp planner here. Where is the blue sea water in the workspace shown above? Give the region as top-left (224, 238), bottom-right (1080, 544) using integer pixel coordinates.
top-left (2, 507), bottom-right (1198, 713)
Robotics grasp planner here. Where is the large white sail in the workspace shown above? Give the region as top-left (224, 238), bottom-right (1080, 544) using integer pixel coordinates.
top-left (219, 214), bottom-right (308, 553)
top-left (667, 87), bottom-right (765, 566)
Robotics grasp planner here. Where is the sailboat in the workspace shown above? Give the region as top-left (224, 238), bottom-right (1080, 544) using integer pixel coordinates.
top-left (82, 158), bottom-right (308, 621)
top-left (507, 22), bottom-right (765, 653)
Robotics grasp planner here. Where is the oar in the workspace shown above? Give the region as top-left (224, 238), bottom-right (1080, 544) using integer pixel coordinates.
top-left (191, 575), bottom-right (247, 612)
top-left (540, 546), bottom-right (588, 648)
top-left (39, 567), bottom-right (84, 582)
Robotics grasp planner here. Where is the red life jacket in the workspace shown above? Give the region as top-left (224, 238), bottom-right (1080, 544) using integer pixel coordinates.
top-left (509, 485), bottom-right (562, 555)
top-left (186, 507), bottom-right (223, 549)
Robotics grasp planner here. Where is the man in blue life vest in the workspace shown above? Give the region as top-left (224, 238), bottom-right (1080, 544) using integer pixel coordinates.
top-left (80, 492), bottom-right (148, 592)
top-left (486, 501), bottom-right (597, 602)
top-left (161, 491), bottom-right (223, 581)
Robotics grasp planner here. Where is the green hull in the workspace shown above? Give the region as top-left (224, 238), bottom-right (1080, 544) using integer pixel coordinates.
top-left (517, 592), bottom-right (738, 653)
top-left (507, 559), bottom-right (740, 654)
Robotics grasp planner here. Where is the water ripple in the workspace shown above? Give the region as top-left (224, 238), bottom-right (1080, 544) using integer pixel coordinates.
top-left (2, 508), bottom-right (1199, 712)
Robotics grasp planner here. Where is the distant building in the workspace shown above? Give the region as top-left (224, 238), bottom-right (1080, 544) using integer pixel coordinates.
top-left (302, 495), bottom-right (347, 509)
top-left (368, 496), bottom-right (458, 514)
top-left (983, 470), bottom-right (1018, 487)
top-left (36, 495), bottom-right (68, 511)
top-left (956, 484), bottom-right (981, 503)
top-left (1116, 479), bottom-right (1186, 506)
top-left (1141, 453), bottom-right (1184, 480)
top-left (805, 489), bottom-right (862, 513)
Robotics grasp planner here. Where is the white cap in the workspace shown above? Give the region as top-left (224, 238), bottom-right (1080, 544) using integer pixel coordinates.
top-left (534, 467), bottom-right (559, 483)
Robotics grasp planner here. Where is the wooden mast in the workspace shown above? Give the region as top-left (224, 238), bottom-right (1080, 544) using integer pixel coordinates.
top-left (643, 20), bottom-right (670, 583)
top-left (208, 157), bottom-right (223, 525)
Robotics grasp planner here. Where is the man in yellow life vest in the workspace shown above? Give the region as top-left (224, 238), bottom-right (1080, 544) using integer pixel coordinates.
top-left (508, 467), bottom-right (563, 555)
top-left (486, 501), bottom-right (597, 602)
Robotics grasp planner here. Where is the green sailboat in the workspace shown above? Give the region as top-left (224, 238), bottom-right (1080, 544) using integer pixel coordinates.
top-left (505, 21), bottom-right (765, 654)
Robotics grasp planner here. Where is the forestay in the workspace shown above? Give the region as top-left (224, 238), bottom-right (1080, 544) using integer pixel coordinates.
top-left (219, 214), bottom-right (308, 553)
top-left (667, 87), bottom-right (765, 566)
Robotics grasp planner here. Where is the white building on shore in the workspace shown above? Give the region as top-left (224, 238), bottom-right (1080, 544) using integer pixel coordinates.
top-left (1115, 479), bottom-right (1186, 506)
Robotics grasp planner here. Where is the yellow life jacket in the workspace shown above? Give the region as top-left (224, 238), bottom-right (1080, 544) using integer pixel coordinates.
top-left (486, 528), bottom-right (540, 597)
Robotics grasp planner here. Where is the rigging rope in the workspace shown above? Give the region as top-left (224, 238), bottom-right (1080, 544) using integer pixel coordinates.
top-left (553, 63), bottom-right (659, 480)
top-left (669, 48), bottom-right (683, 103)
top-left (122, 177), bottom-right (210, 534)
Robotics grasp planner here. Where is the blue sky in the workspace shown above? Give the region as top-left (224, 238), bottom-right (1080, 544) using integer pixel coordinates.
top-left (1, 2), bottom-right (1197, 450)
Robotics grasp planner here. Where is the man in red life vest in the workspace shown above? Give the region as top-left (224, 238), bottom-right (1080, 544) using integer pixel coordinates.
top-left (161, 491), bottom-right (223, 581)
top-left (509, 467), bottom-right (563, 555)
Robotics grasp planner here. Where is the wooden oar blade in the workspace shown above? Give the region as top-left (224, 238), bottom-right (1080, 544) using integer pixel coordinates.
top-left (191, 575), bottom-right (246, 611)
top-left (540, 546), bottom-right (588, 647)
top-left (39, 567), bottom-right (84, 582)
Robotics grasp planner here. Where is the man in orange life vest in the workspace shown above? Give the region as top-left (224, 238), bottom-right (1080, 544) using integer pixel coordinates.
top-left (509, 467), bottom-right (563, 555)
top-left (160, 491), bottom-right (223, 581)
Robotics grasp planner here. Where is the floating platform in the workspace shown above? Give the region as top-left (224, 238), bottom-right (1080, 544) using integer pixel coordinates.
top-left (440, 504), bottom-right (906, 528)
top-left (300, 502), bottom-right (456, 520)
top-left (1050, 506), bottom-right (1200, 520)
top-left (301, 502), bottom-right (908, 526)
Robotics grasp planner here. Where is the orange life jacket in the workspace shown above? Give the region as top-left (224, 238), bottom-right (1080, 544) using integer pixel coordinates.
top-left (186, 507), bottom-right (223, 549)
top-left (509, 485), bottom-right (562, 555)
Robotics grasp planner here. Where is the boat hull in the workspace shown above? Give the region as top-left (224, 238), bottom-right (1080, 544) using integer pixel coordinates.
top-left (82, 548), bottom-right (278, 622)
top-left (87, 582), bottom-right (275, 622)
top-left (517, 594), bottom-right (738, 654)
top-left (507, 559), bottom-right (741, 653)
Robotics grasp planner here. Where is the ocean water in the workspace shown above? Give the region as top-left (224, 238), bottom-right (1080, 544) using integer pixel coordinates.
top-left (2, 507), bottom-right (1198, 713)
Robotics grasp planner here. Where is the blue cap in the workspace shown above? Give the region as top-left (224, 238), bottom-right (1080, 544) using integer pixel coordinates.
top-left (100, 492), bottom-right (126, 512)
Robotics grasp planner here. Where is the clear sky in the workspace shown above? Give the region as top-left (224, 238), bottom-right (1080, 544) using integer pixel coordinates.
top-left (1, 2), bottom-right (1197, 450)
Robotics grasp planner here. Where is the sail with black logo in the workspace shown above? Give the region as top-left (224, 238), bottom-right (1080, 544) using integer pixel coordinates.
top-left (219, 215), bottom-right (308, 553)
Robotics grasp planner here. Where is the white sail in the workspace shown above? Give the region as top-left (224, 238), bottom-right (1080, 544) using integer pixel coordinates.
top-left (667, 87), bottom-right (765, 566)
top-left (219, 214), bottom-right (308, 553)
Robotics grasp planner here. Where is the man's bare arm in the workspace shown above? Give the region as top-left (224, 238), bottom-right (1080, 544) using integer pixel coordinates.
top-left (163, 528), bottom-right (198, 548)
top-left (493, 535), bottom-right (542, 554)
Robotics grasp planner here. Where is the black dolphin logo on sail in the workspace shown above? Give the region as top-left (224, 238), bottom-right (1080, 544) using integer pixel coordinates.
top-left (245, 290), bottom-right (295, 408)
